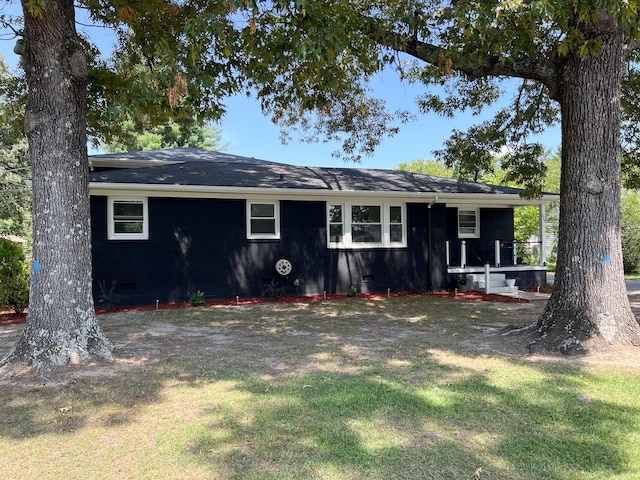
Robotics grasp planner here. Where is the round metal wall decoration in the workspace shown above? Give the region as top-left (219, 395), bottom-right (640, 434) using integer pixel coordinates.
top-left (275, 258), bottom-right (293, 276)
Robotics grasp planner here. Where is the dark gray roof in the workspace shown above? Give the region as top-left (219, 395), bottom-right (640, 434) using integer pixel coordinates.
top-left (89, 148), bottom-right (284, 167)
top-left (88, 149), bottom-right (528, 196)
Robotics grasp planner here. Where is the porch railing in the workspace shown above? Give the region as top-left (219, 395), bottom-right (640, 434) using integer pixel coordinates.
top-left (446, 240), bottom-right (545, 268)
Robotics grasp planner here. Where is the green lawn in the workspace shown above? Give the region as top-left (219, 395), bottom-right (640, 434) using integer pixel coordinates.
top-left (1, 296), bottom-right (639, 479)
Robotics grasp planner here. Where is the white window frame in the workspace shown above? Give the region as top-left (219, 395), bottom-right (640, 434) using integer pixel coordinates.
top-left (107, 197), bottom-right (149, 240)
top-left (327, 202), bottom-right (406, 248)
top-left (247, 201), bottom-right (280, 239)
top-left (328, 204), bottom-right (345, 245)
top-left (458, 207), bottom-right (480, 238)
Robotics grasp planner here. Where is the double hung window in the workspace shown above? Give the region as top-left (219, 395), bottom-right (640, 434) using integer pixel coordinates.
top-left (458, 208), bottom-right (480, 238)
top-left (108, 197), bottom-right (148, 240)
top-left (247, 201), bottom-right (280, 239)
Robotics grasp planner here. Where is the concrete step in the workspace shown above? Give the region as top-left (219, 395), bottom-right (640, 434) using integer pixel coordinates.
top-left (484, 286), bottom-right (518, 294)
top-left (473, 280), bottom-right (510, 288)
top-left (467, 273), bottom-right (506, 282)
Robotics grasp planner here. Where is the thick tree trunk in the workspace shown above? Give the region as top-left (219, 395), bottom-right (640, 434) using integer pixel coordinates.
top-left (533, 28), bottom-right (640, 354)
top-left (0, 0), bottom-right (113, 377)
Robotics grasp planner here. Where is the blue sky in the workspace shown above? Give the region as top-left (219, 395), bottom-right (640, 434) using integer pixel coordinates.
top-left (0, 5), bottom-right (561, 170)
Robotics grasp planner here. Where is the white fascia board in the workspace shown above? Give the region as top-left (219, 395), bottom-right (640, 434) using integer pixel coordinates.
top-left (89, 182), bottom-right (558, 205)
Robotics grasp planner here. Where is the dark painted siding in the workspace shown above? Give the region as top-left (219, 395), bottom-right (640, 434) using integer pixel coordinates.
top-left (429, 204), bottom-right (448, 290)
top-left (91, 197), bottom-right (522, 305)
top-left (91, 197), bottom-right (437, 306)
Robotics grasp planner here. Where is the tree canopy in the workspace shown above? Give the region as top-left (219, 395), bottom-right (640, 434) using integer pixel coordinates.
top-left (367, 0), bottom-right (640, 352)
top-left (100, 118), bottom-right (226, 153)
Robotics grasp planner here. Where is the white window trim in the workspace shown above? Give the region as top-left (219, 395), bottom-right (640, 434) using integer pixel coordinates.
top-left (457, 207), bottom-right (480, 239)
top-left (107, 197), bottom-right (149, 240)
top-left (327, 202), bottom-right (406, 249)
top-left (247, 200), bottom-right (280, 240)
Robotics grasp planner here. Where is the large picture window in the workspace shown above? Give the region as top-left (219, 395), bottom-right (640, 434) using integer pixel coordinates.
top-left (247, 201), bottom-right (280, 239)
top-left (458, 208), bottom-right (480, 238)
top-left (108, 197), bottom-right (148, 240)
top-left (328, 203), bottom-right (405, 248)
top-left (351, 205), bottom-right (382, 243)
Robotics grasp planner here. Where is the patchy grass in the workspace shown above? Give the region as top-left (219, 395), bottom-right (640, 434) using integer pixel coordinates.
top-left (1, 296), bottom-right (640, 479)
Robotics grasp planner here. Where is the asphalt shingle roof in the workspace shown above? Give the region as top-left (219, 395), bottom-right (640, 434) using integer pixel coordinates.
top-left (89, 148), bottom-right (527, 196)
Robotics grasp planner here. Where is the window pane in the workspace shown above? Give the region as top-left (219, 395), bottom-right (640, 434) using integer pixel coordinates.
top-left (352, 205), bottom-right (381, 223)
top-left (329, 205), bottom-right (342, 223)
top-left (390, 206), bottom-right (402, 224)
top-left (330, 224), bottom-right (343, 243)
top-left (352, 224), bottom-right (382, 243)
top-left (458, 209), bottom-right (478, 236)
top-left (114, 221), bottom-right (143, 234)
top-left (459, 211), bottom-right (476, 226)
top-left (114, 201), bottom-right (143, 219)
top-left (251, 203), bottom-right (275, 218)
top-left (251, 218), bottom-right (276, 234)
top-left (390, 224), bottom-right (403, 243)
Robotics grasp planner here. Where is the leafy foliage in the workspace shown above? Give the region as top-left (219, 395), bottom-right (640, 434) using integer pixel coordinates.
top-left (395, 158), bottom-right (453, 178)
top-left (263, 280), bottom-right (284, 301)
top-left (101, 118), bottom-right (226, 153)
top-left (622, 190), bottom-right (640, 274)
top-left (79, 0), bottom-right (402, 162)
top-left (96, 280), bottom-right (120, 311)
top-left (0, 58), bottom-right (30, 242)
top-left (0, 238), bottom-right (29, 314)
top-left (189, 290), bottom-right (206, 306)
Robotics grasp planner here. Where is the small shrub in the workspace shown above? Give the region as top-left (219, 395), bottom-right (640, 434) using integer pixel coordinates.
top-left (97, 280), bottom-right (120, 311)
top-left (189, 290), bottom-right (206, 306)
top-left (264, 280), bottom-right (284, 301)
top-left (347, 285), bottom-right (358, 297)
top-left (0, 238), bottom-right (30, 314)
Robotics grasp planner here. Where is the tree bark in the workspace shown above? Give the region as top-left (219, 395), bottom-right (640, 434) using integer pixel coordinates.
top-left (533, 28), bottom-right (640, 354)
top-left (0, 0), bottom-right (113, 377)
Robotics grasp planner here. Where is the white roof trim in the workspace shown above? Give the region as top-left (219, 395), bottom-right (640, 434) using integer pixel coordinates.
top-left (89, 182), bottom-right (558, 206)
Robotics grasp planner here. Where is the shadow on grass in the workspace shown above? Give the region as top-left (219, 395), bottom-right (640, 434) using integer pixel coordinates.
top-left (0, 296), bottom-right (639, 479)
top-left (179, 363), bottom-right (636, 480)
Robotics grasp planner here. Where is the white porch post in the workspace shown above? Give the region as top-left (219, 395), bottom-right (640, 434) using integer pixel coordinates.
top-left (494, 240), bottom-right (501, 267)
top-left (513, 240), bottom-right (518, 265)
top-left (539, 203), bottom-right (547, 266)
top-left (446, 241), bottom-right (450, 266)
top-left (461, 240), bottom-right (467, 268)
top-left (484, 263), bottom-right (491, 294)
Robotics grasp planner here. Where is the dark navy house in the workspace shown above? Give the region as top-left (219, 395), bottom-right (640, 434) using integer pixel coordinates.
top-left (89, 148), bottom-right (556, 306)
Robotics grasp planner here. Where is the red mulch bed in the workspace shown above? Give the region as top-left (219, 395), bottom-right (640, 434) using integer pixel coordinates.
top-left (0, 289), bottom-right (527, 327)
top-left (0, 312), bottom-right (27, 326)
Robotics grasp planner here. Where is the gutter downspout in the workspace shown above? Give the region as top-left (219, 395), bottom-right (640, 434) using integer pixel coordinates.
top-left (427, 196), bottom-right (438, 291)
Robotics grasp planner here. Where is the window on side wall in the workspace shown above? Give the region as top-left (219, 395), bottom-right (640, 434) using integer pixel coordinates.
top-left (328, 203), bottom-right (405, 248)
top-left (328, 204), bottom-right (344, 245)
top-left (458, 208), bottom-right (480, 238)
top-left (108, 197), bottom-right (148, 240)
top-left (247, 201), bottom-right (280, 239)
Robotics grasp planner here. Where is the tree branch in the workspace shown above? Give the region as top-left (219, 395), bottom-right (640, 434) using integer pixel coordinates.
top-left (375, 30), bottom-right (561, 101)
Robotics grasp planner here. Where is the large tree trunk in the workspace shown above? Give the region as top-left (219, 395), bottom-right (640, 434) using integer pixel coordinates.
top-left (533, 27), bottom-right (640, 354)
top-left (0, 0), bottom-right (113, 377)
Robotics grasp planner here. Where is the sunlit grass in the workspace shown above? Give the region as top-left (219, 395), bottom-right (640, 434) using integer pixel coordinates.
top-left (1, 296), bottom-right (640, 479)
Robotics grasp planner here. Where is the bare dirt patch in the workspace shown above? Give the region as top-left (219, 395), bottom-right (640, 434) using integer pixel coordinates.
top-left (2, 293), bottom-right (640, 387)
